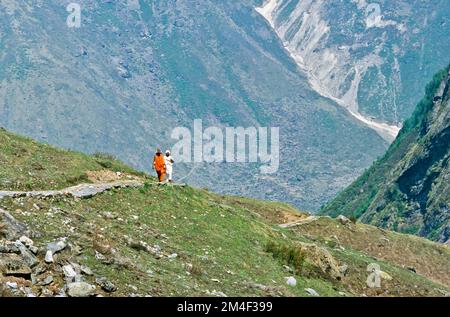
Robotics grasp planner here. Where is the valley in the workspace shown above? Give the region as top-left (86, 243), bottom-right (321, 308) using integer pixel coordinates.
top-left (322, 65), bottom-right (450, 244)
top-left (256, 0), bottom-right (450, 141)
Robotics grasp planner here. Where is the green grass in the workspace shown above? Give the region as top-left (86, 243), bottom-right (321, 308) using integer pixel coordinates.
top-left (1, 127), bottom-right (448, 297)
top-left (399, 65), bottom-right (449, 138)
top-left (2, 183), bottom-right (448, 297)
top-left (265, 241), bottom-right (306, 275)
top-left (0, 185), bottom-right (342, 297)
top-left (0, 128), bottom-right (145, 191)
top-left (289, 217), bottom-right (450, 293)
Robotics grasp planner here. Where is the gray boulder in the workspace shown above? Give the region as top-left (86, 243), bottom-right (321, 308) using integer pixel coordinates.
top-left (63, 264), bottom-right (77, 282)
top-left (19, 236), bottom-right (34, 248)
top-left (305, 288), bottom-right (320, 296)
top-left (337, 215), bottom-right (351, 225)
top-left (46, 238), bottom-right (68, 254)
top-left (96, 277), bottom-right (117, 293)
top-left (0, 209), bottom-right (29, 240)
top-left (44, 250), bottom-right (54, 263)
top-left (66, 282), bottom-right (96, 297)
top-left (285, 277), bottom-right (297, 287)
top-left (80, 265), bottom-right (93, 276)
top-left (41, 275), bottom-right (54, 286)
top-left (0, 253), bottom-right (32, 278)
top-left (14, 241), bottom-right (39, 268)
top-left (0, 241), bottom-right (20, 253)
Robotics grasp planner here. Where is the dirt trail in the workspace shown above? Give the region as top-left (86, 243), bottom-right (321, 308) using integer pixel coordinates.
top-left (278, 216), bottom-right (320, 228)
top-left (0, 180), bottom-right (143, 200)
top-left (0, 180), bottom-right (189, 201)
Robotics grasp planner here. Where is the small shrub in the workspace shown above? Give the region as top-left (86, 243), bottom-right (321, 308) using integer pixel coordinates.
top-left (31, 162), bottom-right (45, 171)
top-left (13, 147), bottom-right (28, 157)
top-left (326, 240), bottom-right (337, 248)
top-left (97, 160), bottom-right (113, 169)
top-left (25, 180), bottom-right (34, 190)
top-left (188, 261), bottom-right (203, 276)
top-left (93, 152), bottom-right (116, 169)
top-left (92, 229), bottom-right (113, 255)
top-left (265, 241), bottom-right (306, 275)
top-left (139, 182), bottom-right (152, 194)
top-left (349, 215), bottom-right (358, 224)
top-left (66, 173), bottom-right (89, 185)
top-left (93, 152), bottom-right (117, 161)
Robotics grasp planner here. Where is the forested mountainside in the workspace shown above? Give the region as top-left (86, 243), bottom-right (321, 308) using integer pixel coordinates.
top-left (322, 66), bottom-right (450, 244)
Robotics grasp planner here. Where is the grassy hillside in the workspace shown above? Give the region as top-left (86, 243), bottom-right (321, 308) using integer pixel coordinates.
top-left (0, 127), bottom-right (145, 191)
top-left (1, 128), bottom-right (449, 297)
top-left (320, 66), bottom-right (450, 243)
top-left (291, 217), bottom-right (450, 289)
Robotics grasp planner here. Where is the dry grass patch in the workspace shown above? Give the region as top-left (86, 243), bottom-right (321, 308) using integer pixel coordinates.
top-left (291, 217), bottom-right (450, 288)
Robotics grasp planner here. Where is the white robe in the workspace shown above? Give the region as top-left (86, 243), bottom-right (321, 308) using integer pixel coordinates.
top-left (164, 156), bottom-right (174, 180)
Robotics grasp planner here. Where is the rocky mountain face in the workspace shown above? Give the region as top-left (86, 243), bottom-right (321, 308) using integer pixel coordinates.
top-left (257, 0), bottom-right (450, 141)
top-left (321, 66), bottom-right (450, 244)
top-left (0, 0), bottom-right (390, 211)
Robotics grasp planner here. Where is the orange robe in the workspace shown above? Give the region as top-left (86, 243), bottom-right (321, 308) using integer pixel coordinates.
top-left (153, 154), bottom-right (166, 182)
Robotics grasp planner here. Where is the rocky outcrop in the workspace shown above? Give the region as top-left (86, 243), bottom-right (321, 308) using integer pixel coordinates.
top-left (298, 242), bottom-right (344, 281)
top-left (0, 209), bottom-right (30, 240)
top-left (0, 210), bottom-right (101, 297)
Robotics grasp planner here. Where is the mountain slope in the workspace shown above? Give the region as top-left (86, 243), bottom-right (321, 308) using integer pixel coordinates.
top-left (256, 0), bottom-right (450, 140)
top-left (0, 0), bottom-right (389, 212)
top-left (0, 127), bottom-right (145, 191)
top-left (1, 128), bottom-right (449, 297)
top-left (321, 66), bottom-right (450, 244)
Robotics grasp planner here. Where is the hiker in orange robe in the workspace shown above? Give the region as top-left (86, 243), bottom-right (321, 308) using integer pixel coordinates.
top-left (153, 148), bottom-right (166, 183)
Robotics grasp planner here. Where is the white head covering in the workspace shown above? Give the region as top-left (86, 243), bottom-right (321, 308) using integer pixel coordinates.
top-left (165, 150), bottom-right (171, 155)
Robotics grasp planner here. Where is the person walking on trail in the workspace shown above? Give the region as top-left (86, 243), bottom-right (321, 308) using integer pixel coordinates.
top-left (164, 150), bottom-right (174, 183)
top-left (153, 148), bottom-right (166, 183)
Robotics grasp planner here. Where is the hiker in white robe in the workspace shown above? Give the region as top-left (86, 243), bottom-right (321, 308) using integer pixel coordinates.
top-left (164, 150), bottom-right (174, 183)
